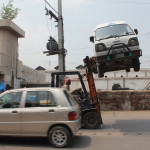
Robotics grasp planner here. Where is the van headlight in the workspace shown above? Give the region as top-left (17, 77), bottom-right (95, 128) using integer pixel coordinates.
top-left (95, 43), bottom-right (106, 52)
top-left (128, 37), bottom-right (139, 46)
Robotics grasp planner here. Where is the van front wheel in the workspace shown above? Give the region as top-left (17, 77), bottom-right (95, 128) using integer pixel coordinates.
top-left (132, 58), bottom-right (140, 72)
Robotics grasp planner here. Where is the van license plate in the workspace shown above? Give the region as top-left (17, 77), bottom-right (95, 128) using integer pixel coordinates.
top-left (116, 53), bottom-right (124, 58)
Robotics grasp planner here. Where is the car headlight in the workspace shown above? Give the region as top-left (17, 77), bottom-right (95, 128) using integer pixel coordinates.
top-left (128, 37), bottom-right (139, 46)
top-left (96, 43), bottom-right (106, 52)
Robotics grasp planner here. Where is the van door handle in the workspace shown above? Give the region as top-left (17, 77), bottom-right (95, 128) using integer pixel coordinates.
top-left (12, 110), bottom-right (18, 114)
top-left (49, 109), bottom-right (55, 112)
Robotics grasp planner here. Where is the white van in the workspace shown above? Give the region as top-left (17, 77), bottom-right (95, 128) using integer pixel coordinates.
top-left (90, 21), bottom-right (142, 77)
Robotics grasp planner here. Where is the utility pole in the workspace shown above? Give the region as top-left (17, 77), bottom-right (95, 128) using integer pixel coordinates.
top-left (58, 0), bottom-right (65, 72)
top-left (44, 0), bottom-right (66, 72)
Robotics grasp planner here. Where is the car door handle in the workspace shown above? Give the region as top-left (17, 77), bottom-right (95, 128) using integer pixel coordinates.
top-left (12, 110), bottom-right (18, 114)
top-left (49, 109), bottom-right (55, 112)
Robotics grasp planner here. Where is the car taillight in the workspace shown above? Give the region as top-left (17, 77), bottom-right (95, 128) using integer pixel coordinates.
top-left (68, 111), bottom-right (77, 120)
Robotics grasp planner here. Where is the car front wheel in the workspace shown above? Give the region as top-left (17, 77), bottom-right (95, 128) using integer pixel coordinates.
top-left (48, 126), bottom-right (72, 148)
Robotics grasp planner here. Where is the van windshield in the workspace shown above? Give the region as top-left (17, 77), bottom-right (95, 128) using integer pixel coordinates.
top-left (95, 24), bottom-right (134, 41)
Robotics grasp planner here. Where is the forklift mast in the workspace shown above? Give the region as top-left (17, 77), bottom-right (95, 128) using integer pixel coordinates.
top-left (83, 56), bottom-right (101, 115)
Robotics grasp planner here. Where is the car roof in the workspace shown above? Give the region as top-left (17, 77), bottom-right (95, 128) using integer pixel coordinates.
top-left (95, 21), bottom-right (127, 30)
top-left (3, 87), bottom-right (64, 93)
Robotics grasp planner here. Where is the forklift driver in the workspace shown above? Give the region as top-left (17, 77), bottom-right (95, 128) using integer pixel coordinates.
top-left (62, 77), bottom-right (71, 91)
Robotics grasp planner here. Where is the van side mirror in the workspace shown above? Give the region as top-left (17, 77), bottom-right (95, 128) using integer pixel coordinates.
top-left (90, 36), bottom-right (94, 43)
top-left (134, 29), bottom-right (138, 35)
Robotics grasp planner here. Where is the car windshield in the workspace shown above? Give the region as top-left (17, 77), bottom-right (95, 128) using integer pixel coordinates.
top-left (95, 24), bottom-right (134, 41)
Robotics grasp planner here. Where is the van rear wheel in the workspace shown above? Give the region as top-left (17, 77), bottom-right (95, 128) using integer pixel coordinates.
top-left (125, 67), bottom-right (130, 72)
top-left (98, 64), bottom-right (104, 78)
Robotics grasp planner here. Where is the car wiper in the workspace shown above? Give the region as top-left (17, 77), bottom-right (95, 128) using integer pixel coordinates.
top-left (99, 35), bottom-right (119, 40)
top-left (120, 32), bottom-right (134, 36)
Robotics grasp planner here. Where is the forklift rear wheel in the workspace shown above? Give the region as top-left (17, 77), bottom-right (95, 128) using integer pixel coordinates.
top-left (83, 111), bottom-right (100, 129)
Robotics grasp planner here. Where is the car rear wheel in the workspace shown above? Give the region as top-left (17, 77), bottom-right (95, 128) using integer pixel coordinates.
top-left (48, 126), bottom-right (72, 148)
top-left (83, 111), bottom-right (100, 129)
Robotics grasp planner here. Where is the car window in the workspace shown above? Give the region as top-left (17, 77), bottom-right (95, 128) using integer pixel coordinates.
top-left (25, 91), bottom-right (56, 107)
top-left (0, 92), bottom-right (22, 108)
top-left (63, 90), bottom-right (77, 106)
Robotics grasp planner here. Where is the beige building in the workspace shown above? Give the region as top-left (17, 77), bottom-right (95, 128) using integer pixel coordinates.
top-left (0, 19), bottom-right (46, 89)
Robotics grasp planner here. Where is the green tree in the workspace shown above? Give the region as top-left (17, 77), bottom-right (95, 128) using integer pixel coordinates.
top-left (0, 0), bottom-right (20, 20)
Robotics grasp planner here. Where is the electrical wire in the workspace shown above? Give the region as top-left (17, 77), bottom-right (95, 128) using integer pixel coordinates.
top-left (20, 4), bottom-right (43, 13)
top-left (90, 0), bottom-right (150, 5)
top-left (44, 0), bottom-right (61, 16)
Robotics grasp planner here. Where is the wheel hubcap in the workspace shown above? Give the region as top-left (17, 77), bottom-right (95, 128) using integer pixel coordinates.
top-left (52, 130), bottom-right (67, 146)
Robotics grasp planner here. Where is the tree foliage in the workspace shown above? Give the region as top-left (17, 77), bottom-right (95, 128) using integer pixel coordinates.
top-left (0, 0), bottom-right (20, 20)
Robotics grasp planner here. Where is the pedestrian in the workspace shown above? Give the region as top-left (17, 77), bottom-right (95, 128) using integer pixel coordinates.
top-left (0, 80), bottom-right (5, 93)
top-left (5, 84), bottom-right (12, 90)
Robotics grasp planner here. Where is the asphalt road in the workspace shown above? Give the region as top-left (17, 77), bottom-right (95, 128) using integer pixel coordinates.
top-left (0, 111), bottom-right (150, 150)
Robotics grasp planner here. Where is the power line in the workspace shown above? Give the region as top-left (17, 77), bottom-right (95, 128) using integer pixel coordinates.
top-left (69, 47), bottom-right (92, 51)
top-left (91, 0), bottom-right (150, 5)
top-left (44, 0), bottom-right (61, 16)
top-left (20, 4), bottom-right (43, 13)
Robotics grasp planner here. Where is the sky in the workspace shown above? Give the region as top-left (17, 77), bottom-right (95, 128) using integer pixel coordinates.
top-left (1, 0), bottom-right (150, 70)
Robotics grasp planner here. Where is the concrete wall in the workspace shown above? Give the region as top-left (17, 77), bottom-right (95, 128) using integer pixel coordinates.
top-left (42, 69), bottom-right (150, 91)
top-left (22, 65), bottom-right (46, 84)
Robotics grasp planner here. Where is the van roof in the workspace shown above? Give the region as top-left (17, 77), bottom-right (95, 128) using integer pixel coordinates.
top-left (95, 21), bottom-right (127, 30)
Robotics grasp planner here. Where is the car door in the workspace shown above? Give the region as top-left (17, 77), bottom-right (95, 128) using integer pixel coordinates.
top-left (21, 90), bottom-right (59, 136)
top-left (0, 91), bottom-right (22, 135)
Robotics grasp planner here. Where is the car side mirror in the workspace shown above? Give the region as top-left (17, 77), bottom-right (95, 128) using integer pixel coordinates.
top-left (134, 29), bottom-right (138, 35)
top-left (90, 36), bottom-right (94, 43)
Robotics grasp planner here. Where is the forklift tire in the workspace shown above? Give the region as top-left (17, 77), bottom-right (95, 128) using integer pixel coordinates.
top-left (83, 111), bottom-right (100, 129)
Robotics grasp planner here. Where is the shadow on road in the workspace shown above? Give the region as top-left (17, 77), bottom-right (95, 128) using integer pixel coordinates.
top-left (110, 119), bottom-right (150, 133)
top-left (0, 137), bottom-right (49, 148)
top-left (0, 135), bottom-right (91, 149)
top-left (70, 135), bottom-right (91, 148)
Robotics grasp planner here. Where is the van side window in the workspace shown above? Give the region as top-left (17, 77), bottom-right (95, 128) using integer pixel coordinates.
top-left (25, 91), bottom-right (56, 107)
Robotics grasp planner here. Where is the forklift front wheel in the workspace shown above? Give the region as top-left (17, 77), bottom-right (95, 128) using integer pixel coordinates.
top-left (83, 111), bottom-right (100, 129)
